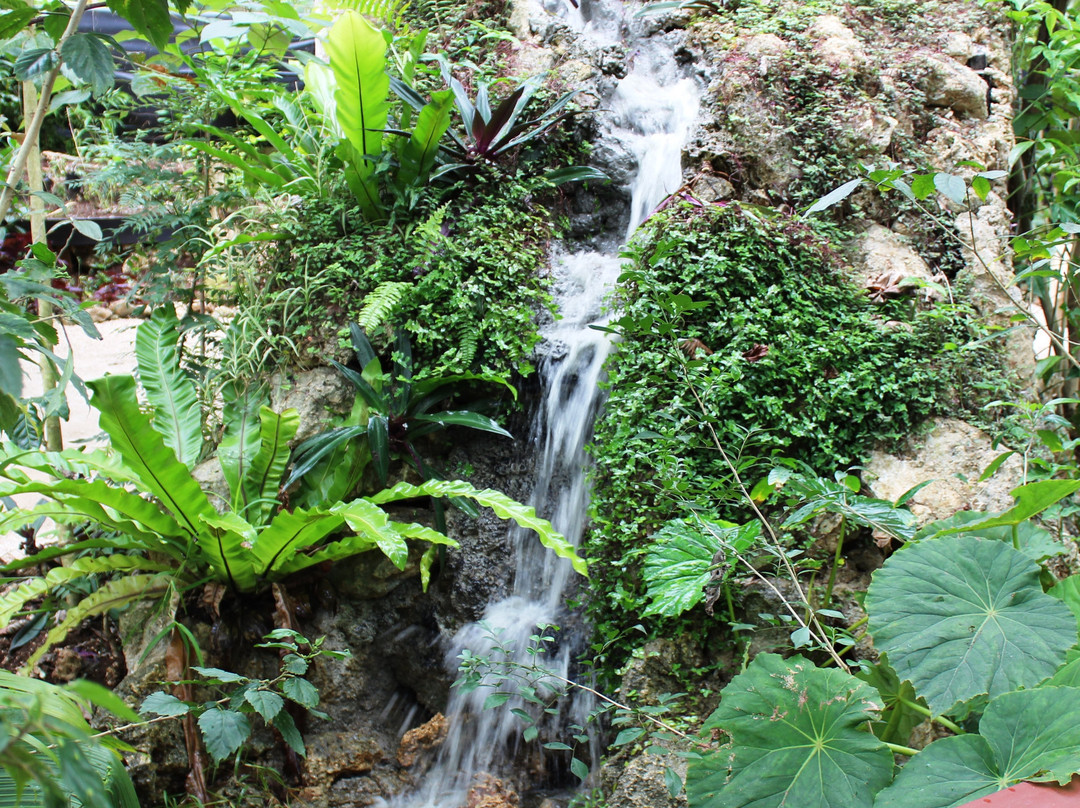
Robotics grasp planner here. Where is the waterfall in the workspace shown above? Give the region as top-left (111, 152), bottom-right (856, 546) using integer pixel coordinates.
top-left (396, 2), bottom-right (701, 805)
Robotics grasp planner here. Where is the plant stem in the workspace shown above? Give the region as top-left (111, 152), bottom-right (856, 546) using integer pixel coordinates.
top-left (0, 0), bottom-right (91, 224)
top-left (884, 741), bottom-right (920, 757)
top-left (21, 80), bottom-right (62, 453)
top-left (823, 516), bottom-right (846, 608)
top-left (899, 698), bottom-right (964, 734)
top-left (1012, 522), bottom-right (1021, 551)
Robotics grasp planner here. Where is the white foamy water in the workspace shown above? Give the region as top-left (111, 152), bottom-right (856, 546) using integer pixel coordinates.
top-left (393, 1), bottom-right (701, 804)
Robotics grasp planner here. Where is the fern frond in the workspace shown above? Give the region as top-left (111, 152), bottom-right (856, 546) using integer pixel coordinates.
top-left (356, 281), bottom-right (411, 334)
top-left (454, 328), bottom-right (479, 369)
top-left (330, 0), bottom-right (409, 30)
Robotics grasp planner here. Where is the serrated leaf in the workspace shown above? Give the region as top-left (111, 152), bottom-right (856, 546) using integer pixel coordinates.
top-left (642, 519), bottom-right (758, 618)
top-left (197, 708), bottom-right (251, 763)
top-left (282, 677), bottom-right (319, 709)
top-left (61, 34), bottom-right (114, 94)
top-left (544, 742), bottom-right (573, 751)
top-left (934, 173), bottom-right (968, 205)
top-left (911, 173), bottom-right (937, 199)
top-left (971, 175), bottom-right (991, 201)
top-left (855, 656), bottom-right (927, 744)
top-left (283, 654), bottom-right (309, 675)
top-left (570, 757), bottom-right (589, 781)
top-left (191, 666), bottom-right (248, 684)
top-left (685, 654), bottom-right (891, 808)
top-left (244, 689), bottom-right (284, 723)
top-left (1050, 575), bottom-right (1080, 629)
top-left (14, 48), bottom-right (58, 81)
top-left (484, 692), bottom-right (512, 709)
top-left (272, 710), bottom-right (306, 756)
top-left (139, 692), bottom-right (190, 718)
top-left (866, 535), bottom-right (1076, 715)
top-left (613, 727), bottom-right (644, 747)
top-left (874, 687), bottom-right (1080, 808)
top-left (665, 766), bottom-right (683, 799)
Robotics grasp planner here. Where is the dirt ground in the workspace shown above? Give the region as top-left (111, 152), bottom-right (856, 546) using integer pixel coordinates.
top-left (1, 319), bottom-right (140, 559)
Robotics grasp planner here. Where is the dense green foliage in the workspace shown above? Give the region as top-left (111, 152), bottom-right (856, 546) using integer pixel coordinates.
top-left (274, 178), bottom-right (557, 376)
top-left (585, 202), bottom-right (966, 655)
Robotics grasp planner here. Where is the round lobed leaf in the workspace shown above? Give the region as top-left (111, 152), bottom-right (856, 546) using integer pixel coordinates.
top-left (686, 653), bottom-right (893, 808)
top-left (874, 687), bottom-right (1080, 808)
top-left (866, 535), bottom-right (1076, 715)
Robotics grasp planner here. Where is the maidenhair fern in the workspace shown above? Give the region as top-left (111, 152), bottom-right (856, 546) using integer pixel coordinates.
top-left (356, 281), bottom-right (411, 334)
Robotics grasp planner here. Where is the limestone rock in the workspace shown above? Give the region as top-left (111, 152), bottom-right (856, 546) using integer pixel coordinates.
top-left (466, 773), bottom-right (519, 808)
top-left (271, 366), bottom-right (355, 442)
top-left (851, 225), bottom-right (941, 303)
top-left (604, 753), bottom-right (688, 808)
top-left (910, 51), bottom-right (989, 119)
top-left (397, 713), bottom-right (448, 767)
top-left (807, 15), bottom-right (866, 72)
top-left (86, 304), bottom-right (113, 323)
top-left (865, 417), bottom-right (1025, 523)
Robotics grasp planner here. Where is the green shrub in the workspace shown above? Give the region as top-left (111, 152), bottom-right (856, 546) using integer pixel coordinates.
top-left (585, 201), bottom-right (975, 666)
top-left (273, 176), bottom-right (557, 378)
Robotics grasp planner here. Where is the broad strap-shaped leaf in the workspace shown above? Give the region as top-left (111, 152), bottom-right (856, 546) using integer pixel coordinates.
top-left (642, 519), bottom-right (758, 617)
top-left (686, 654), bottom-right (892, 808)
top-left (219, 382), bottom-right (269, 512)
top-left (252, 507), bottom-right (347, 579)
top-left (240, 408), bottom-right (299, 528)
top-left (411, 410), bottom-right (512, 439)
top-left (0, 476), bottom-right (186, 548)
top-left (135, 307), bottom-right (204, 468)
top-left (334, 498), bottom-right (402, 567)
top-left (88, 375), bottom-right (216, 539)
top-left (399, 90), bottom-right (454, 185)
top-left (22, 574), bottom-right (171, 674)
top-left (326, 11), bottom-right (390, 161)
top-left (874, 687), bottom-right (1080, 808)
top-left (866, 535), bottom-right (1076, 715)
top-left (197, 511), bottom-right (260, 592)
top-left (368, 414), bottom-right (390, 487)
top-left (369, 479), bottom-right (586, 575)
top-left (284, 424), bottom-right (368, 490)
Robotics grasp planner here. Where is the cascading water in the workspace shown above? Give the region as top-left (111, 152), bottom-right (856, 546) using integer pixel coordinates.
top-left (398, 2), bottom-right (700, 805)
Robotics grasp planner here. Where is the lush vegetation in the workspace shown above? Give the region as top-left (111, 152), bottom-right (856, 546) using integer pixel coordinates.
top-left (0, 0), bottom-right (1078, 804)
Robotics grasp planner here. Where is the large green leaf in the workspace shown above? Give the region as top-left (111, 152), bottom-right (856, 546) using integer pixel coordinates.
top-left (0, 477), bottom-right (185, 550)
top-left (686, 654), bottom-right (892, 808)
top-left (369, 479), bottom-right (586, 575)
top-left (105, 0), bottom-right (172, 51)
top-left (219, 382), bottom-right (269, 512)
top-left (642, 519), bottom-right (758, 617)
top-left (197, 708), bottom-right (251, 763)
top-left (87, 375), bottom-right (216, 539)
top-left (22, 575), bottom-right (170, 674)
top-left (856, 656), bottom-right (928, 745)
top-left (60, 33), bottom-right (114, 94)
top-left (916, 511), bottom-right (1063, 562)
top-left (866, 535), bottom-right (1076, 715)
top-left (253, 507), bottom-right (346, 580)
top-left (135, 308), bottom-right (203, 469)
top-left (937, 480), bottom-right (1080, 534)
top-left (196, 511), bottom-right (259, 592)
top-left (874, 687), bottom-right (1080, 808)
top-left (240, 408), bottom-right (299, 528)
top-left (326, 11), bottom-right (390, 163)
top-left (398, 90), bottom-right (453, 185)
top-left (411, 410), bottom-right (512, 439)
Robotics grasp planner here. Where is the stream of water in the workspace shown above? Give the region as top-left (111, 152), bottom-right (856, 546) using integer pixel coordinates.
top-left (398, 2), bottom-right (700, 804)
